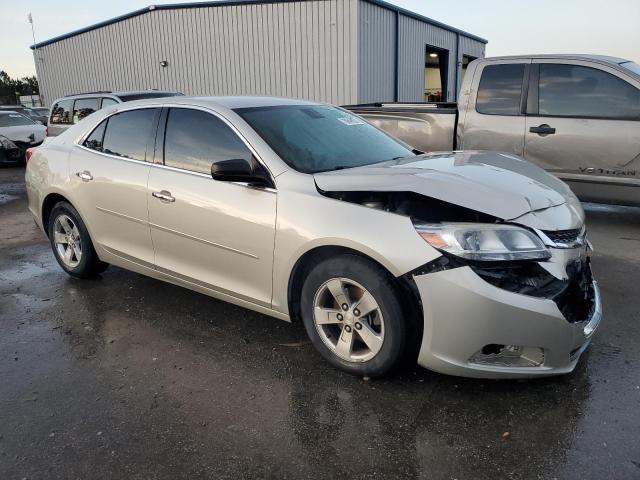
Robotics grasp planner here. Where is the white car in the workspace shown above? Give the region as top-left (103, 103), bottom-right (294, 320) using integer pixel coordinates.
top-left (25, 96), bottom-right (601, 378)
top-left (0, 111), bottom-right (46, 165)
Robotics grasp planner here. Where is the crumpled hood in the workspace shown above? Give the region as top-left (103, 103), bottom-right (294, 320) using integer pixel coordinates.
top-left (314, 151), bottom-right (580, 222)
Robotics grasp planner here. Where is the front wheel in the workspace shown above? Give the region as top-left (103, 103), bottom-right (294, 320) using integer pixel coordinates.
top-left (300, 255), bottom-right (408, 377)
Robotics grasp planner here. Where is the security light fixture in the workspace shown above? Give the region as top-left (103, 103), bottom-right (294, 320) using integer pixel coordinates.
top-left (160, 60), bottom-right (169, 67)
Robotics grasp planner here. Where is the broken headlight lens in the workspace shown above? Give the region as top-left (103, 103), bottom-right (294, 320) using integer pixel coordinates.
top-left (415, 223), bottom-right (551, 261)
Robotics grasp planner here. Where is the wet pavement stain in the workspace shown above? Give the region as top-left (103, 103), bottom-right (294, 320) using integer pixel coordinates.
top-left (1, 167), bottom-right (639, 479)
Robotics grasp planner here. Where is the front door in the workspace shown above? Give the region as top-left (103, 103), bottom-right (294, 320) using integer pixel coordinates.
top-left (147, 107), bottom-right (277, 307)
top-left (69, 108), bottom-right (159, 266)
top-left (524, 61), bottom-right (640, 200)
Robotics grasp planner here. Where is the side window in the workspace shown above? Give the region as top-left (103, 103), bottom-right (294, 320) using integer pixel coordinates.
top-left (83, 120), bottom-right (107, 151)
top-left (101, 98), bottom-right (118, 108)
top-left (476, 64), bottom-right (525, 115)
top-left (163, 108), bottom-right (253, 175)
top-left (73, 98), bottom-right (100, 123)
top-left (50, 99), bottom-right (74, 124)
top-left (101, 109), bottom-right (157, 161)
top-left (538, 64), bottom-right (640, 120)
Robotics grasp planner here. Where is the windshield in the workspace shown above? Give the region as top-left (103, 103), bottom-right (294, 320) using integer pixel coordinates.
top-left (235, 105), bottom-right (413, 173)
top-left (0, 113), bottom-right (35, 127)
top-left (620, 61), bottom-right (640, 77)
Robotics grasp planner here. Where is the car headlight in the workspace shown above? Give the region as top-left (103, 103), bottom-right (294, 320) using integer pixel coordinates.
top-left (415, 223), bottom-right (551, 261)
top-left (0, 135), bottom-right (17, 150)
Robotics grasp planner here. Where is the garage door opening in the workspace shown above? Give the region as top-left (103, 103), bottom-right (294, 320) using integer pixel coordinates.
top-left (424, 46), bottom-right (449, 102)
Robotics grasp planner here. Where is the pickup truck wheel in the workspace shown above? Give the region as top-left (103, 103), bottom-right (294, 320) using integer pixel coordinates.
top-left (48, 201), bottom-right (108, 278)
top-left (300, 255), bottom-right (407, 377)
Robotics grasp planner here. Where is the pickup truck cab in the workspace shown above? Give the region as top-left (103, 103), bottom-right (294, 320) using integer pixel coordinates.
top-left (346, 55), bottom-right (640, 207)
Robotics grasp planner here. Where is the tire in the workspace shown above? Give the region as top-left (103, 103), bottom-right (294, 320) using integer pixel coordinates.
top-left (300, 254), bottom-right (408, 378)
top-left (48, 201), bottom-right (108, 278)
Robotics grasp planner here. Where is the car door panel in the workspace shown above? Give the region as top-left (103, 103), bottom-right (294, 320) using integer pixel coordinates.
top-left (524, 60), bottom-right (640, 201)
top-left (68, 108), bottom-right (159, 266)
top-left (69, 149), bottom-right (154, 266)
top-left (148, 169), bottom-right (276, 306)
top-left (147, 106), bottom-right (277, 307)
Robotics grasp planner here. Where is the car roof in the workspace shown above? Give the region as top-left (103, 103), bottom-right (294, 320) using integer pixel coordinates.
top-left (118, 95), bottom-right (322, 111)
top-left (482, 54), bottom-right (630, 65)
top-left (57, 90), bottom-right (181, 100)
top-left (0, 110), bottom-right (21, 115)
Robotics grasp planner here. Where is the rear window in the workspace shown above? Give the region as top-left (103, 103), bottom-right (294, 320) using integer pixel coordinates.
top-left (476, 64), bottom-right (526, 115)
top-left (101, 98), bottom-right (118, 108)
top-left (0, 113), bottom-right (35, 127)
top-left (73, 98), bottom-right (100, 123)
top-left (116, 92), bottom-right (183, 102)
top-left (538, 64), bottom-right (640, 120)
top-left (620, 61), bottom-right (640, 77)
top-left (50, 99), bottom-right (74, 124)
top-left (101, 109), bottom-right (157, 161)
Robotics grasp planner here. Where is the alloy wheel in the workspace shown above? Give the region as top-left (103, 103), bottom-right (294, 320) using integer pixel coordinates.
top-left (313, 277), bottom-right (385, 362)
top-left (53, 214), bottom-right (82, 268)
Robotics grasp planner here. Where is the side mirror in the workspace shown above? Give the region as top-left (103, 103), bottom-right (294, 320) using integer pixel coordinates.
top-left (211, 158), bottom-right (272, 188)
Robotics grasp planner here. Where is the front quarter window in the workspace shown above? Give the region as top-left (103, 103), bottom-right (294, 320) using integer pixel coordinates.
top-left (235, 105), bottom-right (413, 173)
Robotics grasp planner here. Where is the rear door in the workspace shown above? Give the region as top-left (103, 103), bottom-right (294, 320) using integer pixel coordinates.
top-left (147, 106), bottom-right (277, 307)
top-left (524, 60), bottom-right (640, 198)
top-left (459, 59), bottom-right (530, 155)
top-left (70, 107), bottom-right (159, 266)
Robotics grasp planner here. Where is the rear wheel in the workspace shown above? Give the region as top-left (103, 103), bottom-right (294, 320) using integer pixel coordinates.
top-left (300, 255), bottom-right (408, 377)
top-left (48, 201), bottom-right (108, 278)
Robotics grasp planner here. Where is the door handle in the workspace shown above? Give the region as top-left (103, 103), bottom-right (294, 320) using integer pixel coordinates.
top-left (152, 190), bottom-right (175, 203)
top-left (76, 170), bottom-right (93, 182)
top-left (529, 124), bottom-right (556, 136)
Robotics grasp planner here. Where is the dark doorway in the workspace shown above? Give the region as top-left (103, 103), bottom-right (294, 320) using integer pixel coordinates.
top-left (424, 46), bottom-right (449, 102)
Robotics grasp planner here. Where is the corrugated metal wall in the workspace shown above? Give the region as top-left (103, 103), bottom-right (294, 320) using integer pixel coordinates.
top-left (457, 34), bottom-right (486, 93)
top-left (33, 0), bottom-right (359, 106)
top-left (357, 1), bottom-right (396, 103)
top-left (356, 0), bottom-right (485, 103)
top-left (397, 14), bottom-right (457, 102)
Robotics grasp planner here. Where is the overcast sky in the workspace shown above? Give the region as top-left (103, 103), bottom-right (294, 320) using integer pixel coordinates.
top-left (2, 0), bottom-right (639, 78)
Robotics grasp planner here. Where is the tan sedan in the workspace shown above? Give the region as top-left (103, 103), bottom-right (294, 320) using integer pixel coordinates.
top-left (25, 96), bottom-right (601, 378)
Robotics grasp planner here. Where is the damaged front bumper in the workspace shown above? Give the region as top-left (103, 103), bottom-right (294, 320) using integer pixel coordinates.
top-left (412, 256), bottom-right (602, 378)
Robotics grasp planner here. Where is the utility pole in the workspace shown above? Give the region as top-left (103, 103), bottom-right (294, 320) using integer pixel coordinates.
top-left (28, 13), bottom-right (42, 106)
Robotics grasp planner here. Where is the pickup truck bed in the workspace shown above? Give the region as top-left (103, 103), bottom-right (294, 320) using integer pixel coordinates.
top-left (344, 103), bottom-right (458, 153)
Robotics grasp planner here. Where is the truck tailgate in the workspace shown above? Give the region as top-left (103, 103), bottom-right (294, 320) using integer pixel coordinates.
top-left (344, 103), bottom-right (457, 152)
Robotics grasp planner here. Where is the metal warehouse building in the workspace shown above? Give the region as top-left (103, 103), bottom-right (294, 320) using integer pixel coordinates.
top-left (31, 0), bottom-right (487, 106)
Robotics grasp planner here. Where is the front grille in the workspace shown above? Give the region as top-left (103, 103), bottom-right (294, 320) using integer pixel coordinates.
top-left (543, 228), bottom-right (582, 244)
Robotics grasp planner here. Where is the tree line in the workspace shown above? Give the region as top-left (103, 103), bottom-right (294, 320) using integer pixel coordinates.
top-left (0, 71), bottom-right (39, 105)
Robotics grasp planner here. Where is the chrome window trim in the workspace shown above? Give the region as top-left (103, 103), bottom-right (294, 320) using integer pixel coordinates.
top-left (74, 144), bottom-right (276, 194)
top-left (74, 102), bottom-right (277, 190)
